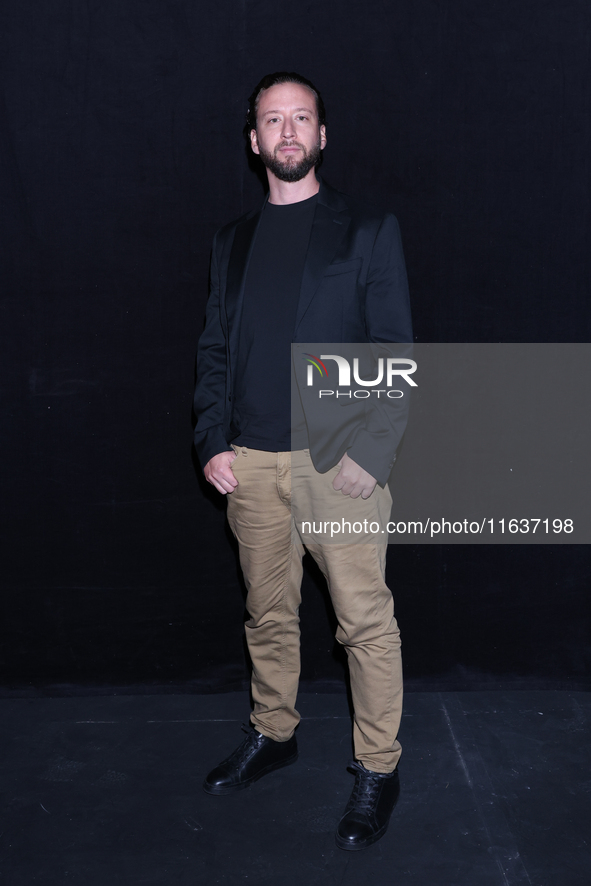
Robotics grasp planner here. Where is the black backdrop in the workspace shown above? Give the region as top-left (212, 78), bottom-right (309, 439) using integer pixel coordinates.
top-left (1, 1), bottom-right (589, 695)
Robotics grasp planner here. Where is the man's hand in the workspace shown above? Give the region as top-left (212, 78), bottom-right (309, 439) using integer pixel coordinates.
top-left (332, 452), bottom-right (377, 500)
top-left (204, 450), bottom-right (238, 495)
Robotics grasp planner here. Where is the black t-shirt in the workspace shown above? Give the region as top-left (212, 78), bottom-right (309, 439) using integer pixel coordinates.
top-left (231, 193), bottom-right (317, 451)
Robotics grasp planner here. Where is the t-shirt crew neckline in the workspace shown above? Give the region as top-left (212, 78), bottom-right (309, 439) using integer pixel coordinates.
top-left (265, 192), bottom-right (319, 211)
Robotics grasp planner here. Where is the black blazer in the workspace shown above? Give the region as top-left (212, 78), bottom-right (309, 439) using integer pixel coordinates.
top-left (193, 178), bottom-right (413, 483)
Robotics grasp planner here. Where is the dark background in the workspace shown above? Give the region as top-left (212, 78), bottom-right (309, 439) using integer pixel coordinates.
top-left (1, 0), bottom-right (589, 696)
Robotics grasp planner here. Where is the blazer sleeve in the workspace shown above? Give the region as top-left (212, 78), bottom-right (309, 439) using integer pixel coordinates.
top-left (193, 231), bottom-right (232, 468)
top-left (364, 213), bottom-right (412, 344)
top-left (346, 212), bottom-right (413, 485)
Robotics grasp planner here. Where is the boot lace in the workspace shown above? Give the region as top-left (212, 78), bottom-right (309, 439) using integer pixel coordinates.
top-left (222, 724), bottom-right (264, 768)
top-left (346, 760), bottom-right (386, 814)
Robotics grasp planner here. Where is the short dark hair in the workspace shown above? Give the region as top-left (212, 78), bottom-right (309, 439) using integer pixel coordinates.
top-left (244, 71), bottom-right (326, 136)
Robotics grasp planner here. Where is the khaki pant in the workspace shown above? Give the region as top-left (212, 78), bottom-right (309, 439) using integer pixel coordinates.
top-left (226, 447), bottom-right (402, 773)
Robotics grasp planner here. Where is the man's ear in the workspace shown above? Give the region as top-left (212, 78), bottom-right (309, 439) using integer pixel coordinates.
top-left (250, 129), bottom-right (260, 155)
top-left (320, 124), bottom-right (327, 150)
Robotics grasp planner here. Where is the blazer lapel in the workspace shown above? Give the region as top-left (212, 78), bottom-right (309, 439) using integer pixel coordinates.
top-left (225, 208), bottom-right (263, 358)
top-left (294, 186), bottom-right (350, 332)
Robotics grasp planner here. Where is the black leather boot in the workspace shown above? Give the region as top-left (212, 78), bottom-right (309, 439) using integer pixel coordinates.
top-left (203, 725), bottom-right (298, 795)
top-left (335, 760), bottom-right (400, 850)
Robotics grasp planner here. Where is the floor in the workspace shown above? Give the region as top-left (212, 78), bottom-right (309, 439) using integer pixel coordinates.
top-left (1, 690), bottom-right (589, 885)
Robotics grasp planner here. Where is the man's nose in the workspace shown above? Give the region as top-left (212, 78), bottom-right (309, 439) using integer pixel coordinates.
top-left (281, 118), bottom-right (295, 139)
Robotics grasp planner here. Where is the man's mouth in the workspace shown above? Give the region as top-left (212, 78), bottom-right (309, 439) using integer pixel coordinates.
top-left (278, 144), bottom-right (302, 155)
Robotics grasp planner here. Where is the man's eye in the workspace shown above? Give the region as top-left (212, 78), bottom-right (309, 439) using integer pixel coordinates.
top-left (297, 116), bottom-right (309, 121)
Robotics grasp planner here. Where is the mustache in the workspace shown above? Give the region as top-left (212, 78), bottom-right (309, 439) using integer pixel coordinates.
top-left (276, 141), bottom-right (306, 153)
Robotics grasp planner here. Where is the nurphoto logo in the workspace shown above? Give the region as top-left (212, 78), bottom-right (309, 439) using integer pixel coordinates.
top-left (303, 352), bottom-right (417, 399)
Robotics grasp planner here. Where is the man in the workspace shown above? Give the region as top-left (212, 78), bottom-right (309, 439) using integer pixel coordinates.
top-left (193, 72), bottom-right (412, 851)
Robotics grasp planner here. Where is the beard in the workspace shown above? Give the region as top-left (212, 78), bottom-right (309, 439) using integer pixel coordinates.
top-left (258, 137), bottom-right (322, 183)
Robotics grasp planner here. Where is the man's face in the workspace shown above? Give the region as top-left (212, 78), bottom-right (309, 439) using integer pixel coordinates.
top-left (250, 82), bottom-right (327, 183)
